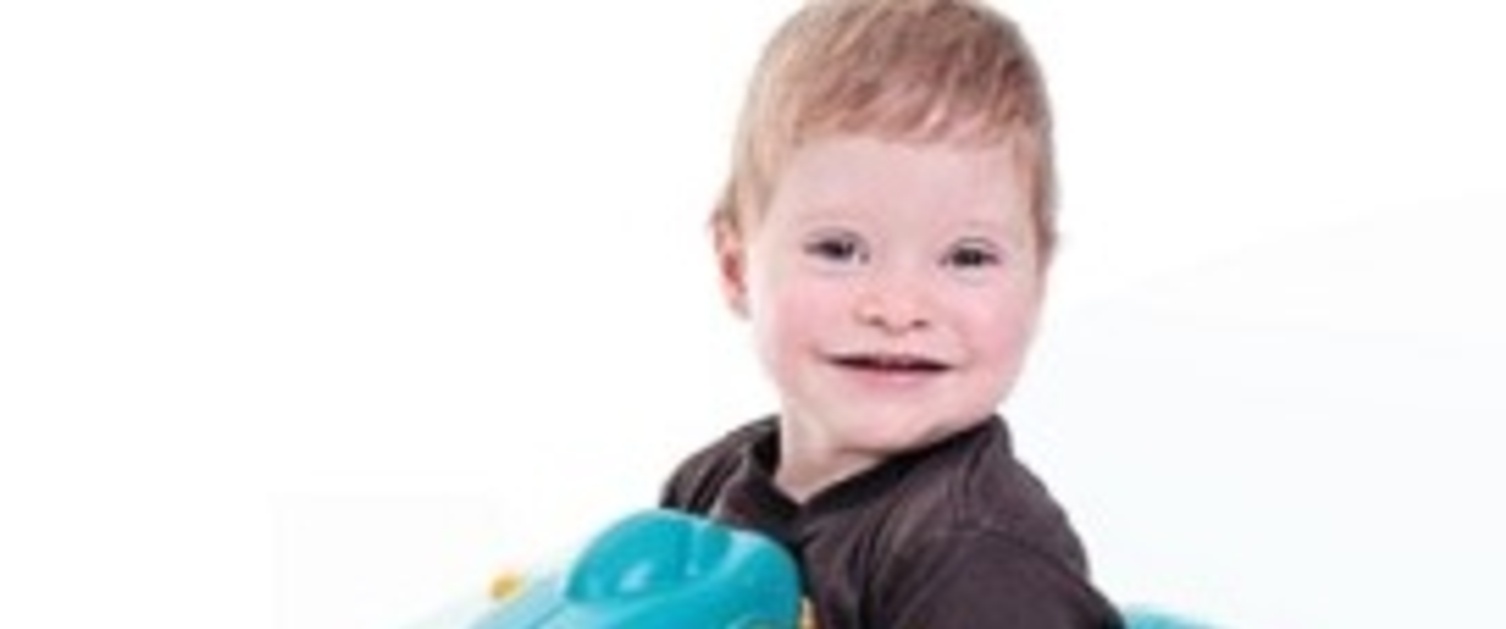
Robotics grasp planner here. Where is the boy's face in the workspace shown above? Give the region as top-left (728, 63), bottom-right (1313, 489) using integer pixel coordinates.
top-left (718, 134), bottom-right (1045, 473)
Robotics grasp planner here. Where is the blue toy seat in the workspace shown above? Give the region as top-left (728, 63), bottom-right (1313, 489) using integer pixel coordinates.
top-left (471, 510), bottom-right (801, 628)
top-left (471, 509), bottom-right (1212, 628)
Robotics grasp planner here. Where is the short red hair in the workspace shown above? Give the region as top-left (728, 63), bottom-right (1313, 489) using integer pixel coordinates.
top-left (715, 0), bottom-right (1058, 259)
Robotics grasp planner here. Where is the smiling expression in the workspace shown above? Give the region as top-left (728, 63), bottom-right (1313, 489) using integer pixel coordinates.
top-left (717, 134), bottom-right (1046, 494)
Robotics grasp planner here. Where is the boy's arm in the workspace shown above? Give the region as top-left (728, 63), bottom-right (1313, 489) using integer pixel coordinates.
top-left (880, 528), bottom-right (1123, 628)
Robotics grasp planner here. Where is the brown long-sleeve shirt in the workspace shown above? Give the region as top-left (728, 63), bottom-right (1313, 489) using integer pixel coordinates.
top-left (661, 416), bottom-right (1123, 629)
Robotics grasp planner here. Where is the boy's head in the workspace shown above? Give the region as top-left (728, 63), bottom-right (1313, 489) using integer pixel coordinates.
top-left (713, 0), bottom-right (1056, 258)
top-left (712, 0), bottom-right (1058, 492)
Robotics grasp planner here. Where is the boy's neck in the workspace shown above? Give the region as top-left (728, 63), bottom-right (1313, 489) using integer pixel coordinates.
top-left (773, 424), bottom-right (883, 504)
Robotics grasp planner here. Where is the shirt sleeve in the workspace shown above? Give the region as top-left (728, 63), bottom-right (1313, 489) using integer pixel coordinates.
top-left (878, 528), bottom-right (1123, 628)
top-left (657, 436), bottom-right (743, 514)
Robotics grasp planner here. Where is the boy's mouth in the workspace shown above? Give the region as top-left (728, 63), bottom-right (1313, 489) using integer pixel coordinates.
top-left (829, 353), bottom-right (951, 374)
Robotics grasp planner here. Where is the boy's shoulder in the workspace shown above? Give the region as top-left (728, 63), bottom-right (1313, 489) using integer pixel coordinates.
top-left (793, 419), bottom-right (1116, 626)
top-left (659, 417), bottom-right (776, 514)
top-left (854, 420), bottom-right (1118, 626)
top-left (873, 418), bottom-right (1088, 572)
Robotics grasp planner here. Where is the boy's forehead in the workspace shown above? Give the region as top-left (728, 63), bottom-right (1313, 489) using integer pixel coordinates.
top-left (766, 134), bottom-right (1034, 229)
top-left (777, 134), bottom-right (1029, 197)
top-left (772, 119), bottom-right (1033, 178)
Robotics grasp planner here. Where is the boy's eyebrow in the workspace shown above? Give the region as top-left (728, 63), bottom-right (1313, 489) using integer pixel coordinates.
top-left (937, 214), bottom-right (1028, 237)
top-left (783, 206), bottom-right (865, 226)
top-left (788, 213), bottom-right (1029, 244)
top-left (954, 217), bottom-right (1015, 232)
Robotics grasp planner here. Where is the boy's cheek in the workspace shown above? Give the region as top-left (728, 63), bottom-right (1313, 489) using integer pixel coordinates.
top-left (771, 275), bottom-right (843, 325)
top-left (748, 279), bottom-right (841, 357)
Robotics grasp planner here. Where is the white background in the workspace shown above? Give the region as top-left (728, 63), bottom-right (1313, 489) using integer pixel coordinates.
top-left (2, 1), bottom-right (1503, 627)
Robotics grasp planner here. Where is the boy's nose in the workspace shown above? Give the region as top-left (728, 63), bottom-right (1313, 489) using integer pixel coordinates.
top-left (854, 286), bottom-right (932, 334)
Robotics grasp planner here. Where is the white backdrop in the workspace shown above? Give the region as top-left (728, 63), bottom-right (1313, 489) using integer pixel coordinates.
top-left (2, 1), bottom-right (1503, 627)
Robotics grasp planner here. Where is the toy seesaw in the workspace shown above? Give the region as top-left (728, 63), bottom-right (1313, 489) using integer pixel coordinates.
top-left (459, 509), bottom-right (1211, 628)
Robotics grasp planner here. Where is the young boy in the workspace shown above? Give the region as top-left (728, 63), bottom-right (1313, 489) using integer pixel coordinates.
top-left (662, 0), bottom-right (1122, 626)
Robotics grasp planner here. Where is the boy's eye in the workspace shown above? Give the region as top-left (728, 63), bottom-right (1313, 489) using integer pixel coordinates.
top-left (802, 232), bottom-right (868, 265)
top-left (944, 241), bottom-right (1002, 268)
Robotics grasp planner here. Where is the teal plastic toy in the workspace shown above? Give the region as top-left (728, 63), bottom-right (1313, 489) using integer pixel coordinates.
top-left (471, 510), bottom-right (802, 628)
top-left (1123, 607), bottom-right (1214, 629)
top-left (468, 509), bottom-right (1212, 628)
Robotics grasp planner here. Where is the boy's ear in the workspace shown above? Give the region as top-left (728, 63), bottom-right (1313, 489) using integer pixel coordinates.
top-left (713, 219), bottom-right (750, 318)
